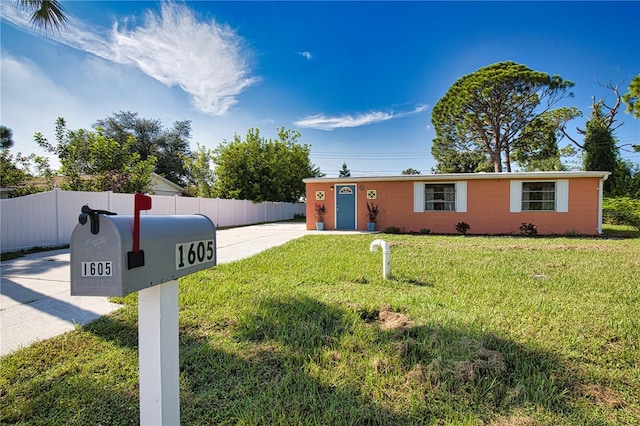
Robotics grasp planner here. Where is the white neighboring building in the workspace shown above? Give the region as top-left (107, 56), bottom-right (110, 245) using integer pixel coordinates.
top-left (150, 173), bottom-right (185, 196)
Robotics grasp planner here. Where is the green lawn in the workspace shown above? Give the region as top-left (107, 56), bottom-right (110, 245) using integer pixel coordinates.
top-left (2, 235), bottom-right (639, 425)
top-left (602, 223), bottom-right (640, 238)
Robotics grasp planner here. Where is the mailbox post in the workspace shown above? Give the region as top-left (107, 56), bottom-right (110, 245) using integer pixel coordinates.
top-left (70, 195), bottom-right (216, 425)
top-left (138, 280), bottom-right (180, 426)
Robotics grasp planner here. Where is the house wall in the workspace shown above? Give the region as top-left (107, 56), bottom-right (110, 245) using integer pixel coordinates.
top-left (305, 176), bottom-right (603, 235)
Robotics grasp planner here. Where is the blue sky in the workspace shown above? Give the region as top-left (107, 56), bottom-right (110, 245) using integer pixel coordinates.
top-left (2, 1), bottom-right (639, 177)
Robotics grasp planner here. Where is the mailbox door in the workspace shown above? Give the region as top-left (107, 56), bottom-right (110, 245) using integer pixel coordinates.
top-left (70, 219), bottom-right (125, 297)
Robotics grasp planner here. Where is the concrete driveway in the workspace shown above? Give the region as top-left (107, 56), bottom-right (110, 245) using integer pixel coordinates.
top-left (1, 222), bottom-right (313, 356)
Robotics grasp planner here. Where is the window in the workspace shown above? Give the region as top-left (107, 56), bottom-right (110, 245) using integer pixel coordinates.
top-left (425, 184), bottom-right (456, 211)
top-left (510, 180), bottom-right (568, 213)
top-left (414, 181), bottom-right (467, 213)
top-left (522, 182), bottom-right (555, 211)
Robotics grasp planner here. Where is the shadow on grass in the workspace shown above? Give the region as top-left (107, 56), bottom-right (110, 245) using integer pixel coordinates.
top-left (0, 311), bottom-right (140, 425)
top-left (176, 297), bottom-right (411, 424)
top-left (0, 296), bottom-right (583, 425)
top-left (392, 275), bottom-right (434, 287)
top-left (195, 295), bottom-right (575, 424)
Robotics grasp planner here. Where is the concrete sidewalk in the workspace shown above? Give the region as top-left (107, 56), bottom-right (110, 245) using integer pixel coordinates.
top-left (1, 222), bottom-right (313, 357)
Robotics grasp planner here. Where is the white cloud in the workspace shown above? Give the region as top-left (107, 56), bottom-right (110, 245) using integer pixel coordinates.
top-left (1, 2), bottom-right (257, 116)
top-left (294, 104), bottom-right (428, 131)
top-left (296, 51), bottom-right (313, 60)
top-left (0, 3), bottom-right (29, 27)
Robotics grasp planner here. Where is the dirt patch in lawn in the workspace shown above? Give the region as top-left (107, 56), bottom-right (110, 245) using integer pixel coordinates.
top-left (378, 303), bottom-right (414, 330)
top-left (580, 384), bottom-right (626, 409)
top-left (452, 346), bottom-right (507, 383)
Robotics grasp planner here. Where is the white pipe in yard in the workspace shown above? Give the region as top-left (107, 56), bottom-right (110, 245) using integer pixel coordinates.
top-left (369, 239), bottom-right (391, 279)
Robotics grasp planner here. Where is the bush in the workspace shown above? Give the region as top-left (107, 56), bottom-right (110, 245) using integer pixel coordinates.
top-left (314, 203), bottom-right (326, 222)
top-left (519, 222), bottom-right (538, 236)
top-left (603, 197), bottom-right (640, 230)
top-left (384, 226), bottom-right (402, 234)
top-left (454, 222), bottom-right (470, 235)
top-left (366, 202), bottom-right (379, 223)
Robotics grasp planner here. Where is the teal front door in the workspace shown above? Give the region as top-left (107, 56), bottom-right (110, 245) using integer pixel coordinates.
top-left (336, 185), bottom-right (356, 229)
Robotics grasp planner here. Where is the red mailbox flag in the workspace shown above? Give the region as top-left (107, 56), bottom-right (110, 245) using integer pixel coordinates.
top-left (133, 193), bottom-right (152, 253)
top-left (128, 193), bottom-right (152, 269)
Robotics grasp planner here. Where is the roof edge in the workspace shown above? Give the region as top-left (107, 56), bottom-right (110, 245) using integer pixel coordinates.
top-left (303, 171), bottom-right (612, 184)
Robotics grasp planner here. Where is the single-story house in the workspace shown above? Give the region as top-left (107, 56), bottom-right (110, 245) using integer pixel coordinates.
top-left (303, 171), bottom-right (611, 235)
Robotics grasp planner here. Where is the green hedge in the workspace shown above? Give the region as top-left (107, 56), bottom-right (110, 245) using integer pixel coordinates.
top-left (603, 197), bottom-right (640, 230)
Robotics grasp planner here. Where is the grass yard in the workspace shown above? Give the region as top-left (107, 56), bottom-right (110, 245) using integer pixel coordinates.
top-left (602, 223), bottom-right (640, 239)
top-left (1, 234), bottom-right (639, 425)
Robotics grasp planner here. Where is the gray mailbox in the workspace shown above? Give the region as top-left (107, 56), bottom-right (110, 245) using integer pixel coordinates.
top-left (71, 209), bottom-right (216, 297)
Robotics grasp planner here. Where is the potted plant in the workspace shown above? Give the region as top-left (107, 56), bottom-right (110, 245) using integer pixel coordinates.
top-left (366, 202), bottom-right (379, 231)
top-left (315, 203), bottom-right (326, 230)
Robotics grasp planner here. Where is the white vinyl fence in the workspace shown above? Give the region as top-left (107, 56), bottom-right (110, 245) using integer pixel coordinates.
top-left (0, 189), bottom-right (306, 252)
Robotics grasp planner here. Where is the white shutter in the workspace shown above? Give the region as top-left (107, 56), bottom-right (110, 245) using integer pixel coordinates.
top-left (413, 182), bottom-right (424, 212)
top-left (556, 179), bottom-right (569, 212)
top-left (510, 181), bottom-right (522, 213)
top-left (455, 181), bottom-right (467, 213)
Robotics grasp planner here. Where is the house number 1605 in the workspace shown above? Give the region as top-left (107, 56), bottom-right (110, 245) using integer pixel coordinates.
top-left (81, 261), bottom-right (112, 277)
top-left (176, 240), bottom-right (214, 270)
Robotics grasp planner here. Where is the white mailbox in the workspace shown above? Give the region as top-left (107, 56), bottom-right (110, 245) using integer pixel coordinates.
top-left (70, 208), bottom-right (216, 297)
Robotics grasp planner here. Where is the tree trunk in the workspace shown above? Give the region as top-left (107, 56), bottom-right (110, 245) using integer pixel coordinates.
top-left (489, 131), bottom-right (503, 172)
top-left (491, 151), bottom-right (502, 172)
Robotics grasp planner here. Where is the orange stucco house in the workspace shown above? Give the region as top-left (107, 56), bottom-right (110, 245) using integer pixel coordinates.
top-left (303, 171), bottom-right (611, 235)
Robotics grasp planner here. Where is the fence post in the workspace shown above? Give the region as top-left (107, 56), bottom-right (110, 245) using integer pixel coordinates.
top-left (54, 188), bottom-right (60, 247)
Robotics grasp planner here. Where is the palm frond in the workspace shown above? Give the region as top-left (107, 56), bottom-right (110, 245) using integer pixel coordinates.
top-left (17, 0), bottom-right (69, 33)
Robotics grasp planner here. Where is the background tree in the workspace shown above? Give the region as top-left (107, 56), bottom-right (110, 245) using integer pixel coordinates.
top-left (183, 143), bottom-right (216, 198)
top-left (431, 61), bottom-right (575, 172)
top-left (212, 128), bottom-right (323, 202)
top-left (95, 111), bottom-right (161, 161)
top-left (611, 160), bottom-right (640, 198)
top-left (623, 73), bottom-right (640, 120)
top-left (14, 0), bottom-right (68, 33)
top-left (559, 81), bottom-right (639, 195)
top-left (624, 74), bottom-right (640, 154)
top-left (36, 118), bottom-right (156, 193)
top-left (1, 125), bottom-right (15, 150)
top-left (1, 125), bottom-right (29, 187)
top-left (401, 168), bottom-right (422, 175)
top-left (1, 125), bottom-right (54, 196)
top-left (154, 120), bottom-right (192, 186)
top-left (511, 108), bottom-right (580, 171)
top-left (338, 162), bottom-right (351, 177)
top-left (581, 102), bottom-right (639, 196)
top-left (431, 141), bottom-right (493, 173)
top-left (0, 151), bottom-right (53, 197)
top-left (94, 111), bottom-right (193, 186)
top-left (512, 118), bottom-right (561, 171)
top-left (560, 81), bottom-right (624, 151)
top-left (583, 103), bottom-right (617, 184)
